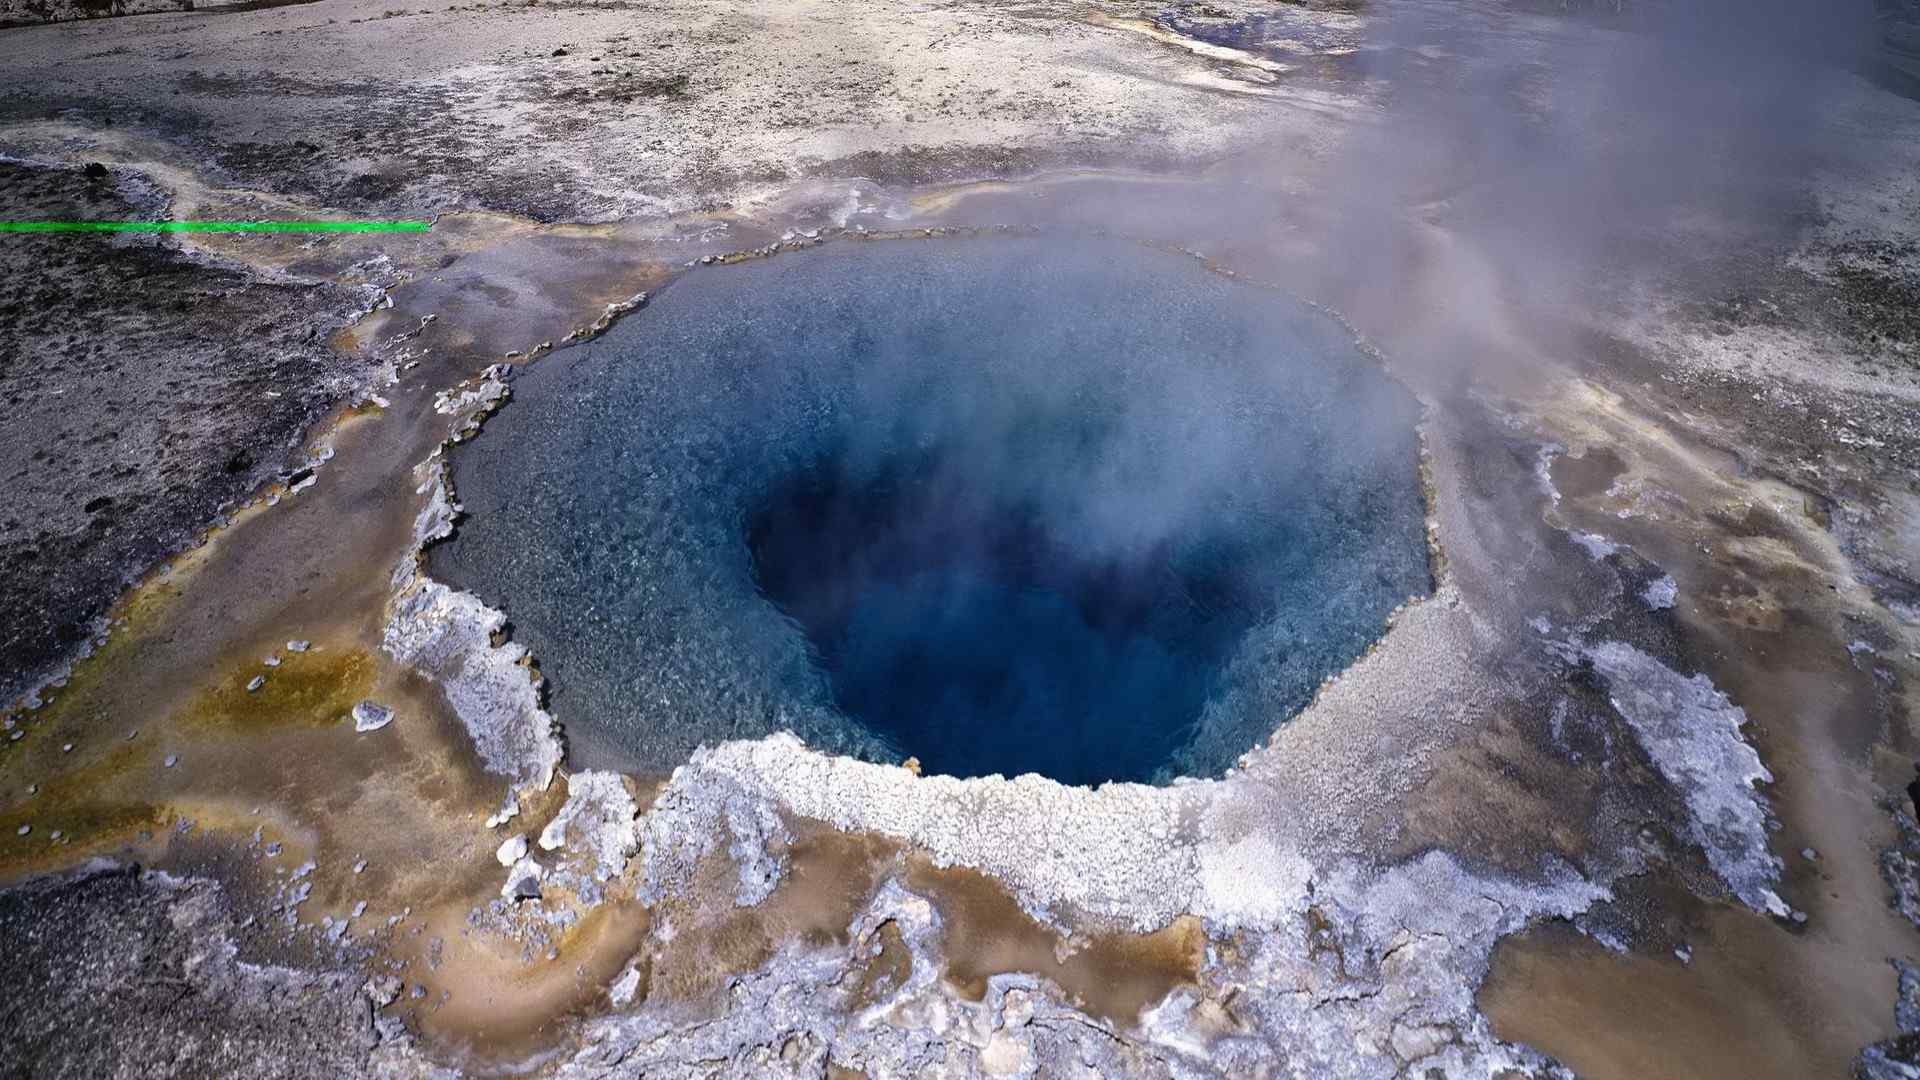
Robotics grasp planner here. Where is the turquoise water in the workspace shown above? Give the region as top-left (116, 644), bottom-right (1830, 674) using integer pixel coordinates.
top-left (431, 235), bottom-right (1430, 784)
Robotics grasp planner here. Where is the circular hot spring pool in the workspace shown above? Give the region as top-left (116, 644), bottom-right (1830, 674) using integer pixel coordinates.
top-left (430, 235), bottom-right (1431, 786)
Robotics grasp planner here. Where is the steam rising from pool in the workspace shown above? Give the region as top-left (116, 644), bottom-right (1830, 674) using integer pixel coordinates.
top-left (431, 236), bottom-right (1429, 784)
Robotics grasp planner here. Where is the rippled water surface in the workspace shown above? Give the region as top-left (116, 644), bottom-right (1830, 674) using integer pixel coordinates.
top-left (431, 236), bottom-right (1430, 784)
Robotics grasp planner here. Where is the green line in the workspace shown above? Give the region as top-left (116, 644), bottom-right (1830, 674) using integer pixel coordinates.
top-left (0, 220), bottom-right (432, 233)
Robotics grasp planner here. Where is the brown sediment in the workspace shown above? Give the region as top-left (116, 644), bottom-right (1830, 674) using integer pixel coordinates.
top-left (180, 647), bottom-right (376, 733)
top-left (646, 825), bottom-right (902, 1005)
top-left (398, 893), bottom-right (655, 1067)
top-left (1547, 445), bottom-right (1626, 501)
top-left (1385, 701), bottom-right (1606, 873)
top-left (1477, 374), bottom-right (1919, 1078)
top-left (0, 742), bottom-right (168, 878)
top-left (849, 918), bottom-right (914, 1010)
top-left (905, 858), bottom-right (1206, 1027)
top-left (1482, 908), bottom-right (1867, 1080)
top-left (636, 819), bottom-right (1205, 1032)
top-left (306, 771), bottom-right (640, 1058)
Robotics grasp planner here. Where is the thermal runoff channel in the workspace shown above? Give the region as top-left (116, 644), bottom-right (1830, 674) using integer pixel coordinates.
top-left (431, 235), bottom-right (1430, 785)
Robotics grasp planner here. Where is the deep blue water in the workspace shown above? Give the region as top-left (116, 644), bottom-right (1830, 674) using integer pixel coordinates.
top-left (431, 235), bottom-right (1430, 785)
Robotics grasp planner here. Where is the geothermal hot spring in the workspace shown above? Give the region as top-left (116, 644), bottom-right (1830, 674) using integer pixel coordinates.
top-left (432, 236), bottom-right (1431, 786)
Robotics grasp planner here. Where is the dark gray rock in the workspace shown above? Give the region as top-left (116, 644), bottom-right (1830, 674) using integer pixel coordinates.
top-left (0, 864), bottom-right (423, 1078)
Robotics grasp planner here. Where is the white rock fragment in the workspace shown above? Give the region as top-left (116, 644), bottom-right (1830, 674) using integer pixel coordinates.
top-left (1571, 530), bottom-right (1620, 560)
top-left (1589, 640), bottom-right (1787, 916)
top-left (608, 965), bottom-right (642, 1007)
top-left (264, 656), bottom-right (281, 667)
top-left (287, 640), bottom-right (311, 653)
top-left (382, 453), bottom-right (561, 805)
top-left (366, 976), bottom-right (402, 1008)
top-left (352, 701), bottom-right (394, 733)
top-left (247, 675), bottom-right (266, 692)
top-left (484, 795), bottom-right (520, 830)
top-left (539, 772), bottom-right (641, 881)
top-left (501, 856), bottom-right (545, 901)
top-left (15, 825), bottom-right (28, 836)
top-left (1641, 574), bottom-right (1678, 610)
top-left (163, 754), bottom-right (179, 768)
top-left (353, 859), bottom-right (369, 874)
top-left (496, 833), bottom-right (529, 867)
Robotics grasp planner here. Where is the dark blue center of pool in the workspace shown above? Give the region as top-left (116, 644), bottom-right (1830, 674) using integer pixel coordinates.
top-left (431, 236), bottom-right (1430, 785)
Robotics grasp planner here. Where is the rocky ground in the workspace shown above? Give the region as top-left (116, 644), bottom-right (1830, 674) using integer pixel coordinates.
top-left (0, 0), bottom-right (1322, 222)
top-left (0, 161), bottom-right (381, 704)
top-left (0, 1), bottom-right (1917, 1078)
top-left (0, 864), bottom-right (423, 1079)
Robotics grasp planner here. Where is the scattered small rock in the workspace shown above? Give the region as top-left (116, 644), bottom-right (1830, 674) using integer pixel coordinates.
top-left (353, 858), bottom-right (369, 874)
top-left (287, 640), bottom-right (311, 653)
top-left (609, 965), bottom-right (642, 1006)
top-left (15, 824), bottom-right (28, 836)
top-left (247, 675), bottom-right (266, 692)
top-left (502, 856), bottom-right (545, 902)
top-left (365, 976), bottom-right (403, 1007)
top-left (352, 701), bottom-right (394, 733)
top-left (264, 656), bottom-right (281, 667)
top-left (163, 754), bottom-right (178, 768)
